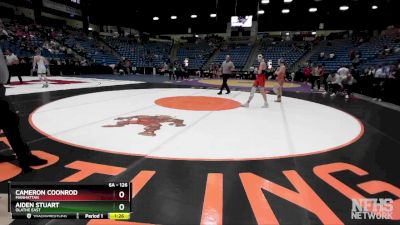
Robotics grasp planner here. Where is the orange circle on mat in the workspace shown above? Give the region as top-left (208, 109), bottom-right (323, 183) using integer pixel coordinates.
top-left (155, 96), bottom-right (241, 111)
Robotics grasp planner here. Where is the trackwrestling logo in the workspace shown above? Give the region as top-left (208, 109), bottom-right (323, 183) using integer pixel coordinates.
top-left (351, 198), bottom-right (394, 220)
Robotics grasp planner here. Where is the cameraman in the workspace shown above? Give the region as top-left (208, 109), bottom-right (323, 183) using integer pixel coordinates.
top-left (1, 49), bottom-right (47, 172)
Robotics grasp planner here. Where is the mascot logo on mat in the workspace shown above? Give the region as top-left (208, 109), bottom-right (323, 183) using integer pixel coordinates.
top-left (102, 115), bottom-right (186, 136)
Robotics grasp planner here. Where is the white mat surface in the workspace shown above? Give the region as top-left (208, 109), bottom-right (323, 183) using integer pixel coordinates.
top-left (30, 88), bottom-right (363, 160)
top-left (5, 76), bottom-right (143, 96)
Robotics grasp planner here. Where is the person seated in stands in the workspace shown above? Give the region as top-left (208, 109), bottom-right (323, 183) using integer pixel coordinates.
top-left (349, 49), bottom-right (356, 61)
top-left (319, 52), bottom-right (325, 60)
top-left (380, 45), bottom-right (391, 57)
top-left (356, 51), bottom-right (362, 59)
top-left (358, 37), bottom-right (364, 46)
top-left (329, 52), bottom-right (336, 60)
top-left (0, 21), bottom-right (9, 40)
top-left (352, 55), bottom-right (361, 67)
top-left (66, 48), bottom-right (73, 56)
top-left (365, 67), bottom-right (375, 77)
top-left (80, 59), bottom-right (88, 67)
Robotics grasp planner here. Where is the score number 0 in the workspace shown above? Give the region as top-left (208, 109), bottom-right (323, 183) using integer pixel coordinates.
top-left (118, 191), bottom-right (126, 211)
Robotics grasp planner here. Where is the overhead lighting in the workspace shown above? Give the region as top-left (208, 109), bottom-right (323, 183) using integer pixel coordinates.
top-left (261, 0), bottom-right (269, 4)
top-left (210, 13), bottom-right (217, 18)
top-left (88, 27), bottom-right (93, 31)
top-left (284, 0), bottom-right (293, 3)
top-left (153, 17), bottom-right (159, 21)
top-left (195, 34), bottom-right (199, 38)
top-left (339, 5), bottom-right (349, 11)
top-left (286, 32), bottom-right (290, 36)
top-left (258, 10), bottom-right (265, 15)
top-left (171, 15), bottom-right (177, 19)
top-left (372, 5), bottom-right (378, 10)
top-left (312, 31), bottom-right (317, 35)
top-left (282, 9), bottom-right (290, 14)
top-left (309, 7), bottom-right (317, 12)
top-left (191, 14), bottom-right (197, 18)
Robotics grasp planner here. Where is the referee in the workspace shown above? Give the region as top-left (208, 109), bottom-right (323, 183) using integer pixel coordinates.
top-left (218, 55), bottom-right (235, 95)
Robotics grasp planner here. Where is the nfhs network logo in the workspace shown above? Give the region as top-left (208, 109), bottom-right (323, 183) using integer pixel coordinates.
top-left (351, 198), bottom-right (394, 220)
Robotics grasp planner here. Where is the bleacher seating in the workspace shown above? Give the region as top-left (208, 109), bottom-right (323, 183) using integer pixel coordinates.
top-left (2, 15), bottom-right (398, 76)
top-left (255, 41), bottom-right (306, 70)
top-left (176, 42), bottom-right (214, 69)
top-left (309, 37), bottom-right (400, 72)
top-left (357, 36), bottom-right (400, 69)
top-left (0, 21), bottom-right (68, 60)
top-left (105, 37), bottom-right (171, 68)
top-left (212, 44), bottom-right (252, 69)
top-left (360, 52), bottom-right (400, 69)
top-left (64, 35), bottom-right (119, 65)
top-left (309, 40), bottom-right (353, 72)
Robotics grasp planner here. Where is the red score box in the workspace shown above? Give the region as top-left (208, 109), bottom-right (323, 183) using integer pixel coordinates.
top-left (10, 183), bottom-right (131, 202)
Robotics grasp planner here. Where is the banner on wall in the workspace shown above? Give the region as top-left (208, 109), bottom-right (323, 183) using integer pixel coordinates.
top-left (42, 0), bottom-right (82, 16)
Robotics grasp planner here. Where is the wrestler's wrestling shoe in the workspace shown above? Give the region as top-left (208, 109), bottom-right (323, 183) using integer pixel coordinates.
top-left (261, 102), bottom-right (269, 108)
top-left (240, 102), bottom-right (249, 107)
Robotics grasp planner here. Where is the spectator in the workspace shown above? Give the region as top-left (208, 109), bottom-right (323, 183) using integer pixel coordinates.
top-left (349, 50), bottom-right (356, 61)
top-left (372, 65), bottom-right (386, 101)
top-left (337, 65), bottom-right (350, 80)
top-left (374, 65), bottom-right (386, 78)
top-left (294, 68), bottom-right (303, 82)
top-left (319, 52), bottom-right (325, 60)
top-left (395, 63), bottom-right (400, 79)
top-left (342, 73), bottom-right (357, 99)
top-left (352, 55), bottom-right (361, 67)
top-left (320, 64), bottom-right (328, 91)
top-left (303, 65), bottom-right (311, 83)
top-left (310, 64), bottom-right (322, 91)
top-left (5, 49), bottom-right (23, 84)
top-left (125, 59), bottom-right (131, 74)
top-left (323, 73), bottom-right (342, 96)
top-left (163, 62), bottom-right (172, 80)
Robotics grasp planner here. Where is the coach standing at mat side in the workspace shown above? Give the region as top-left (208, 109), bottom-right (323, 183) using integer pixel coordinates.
top-left (0, 49), bottom-right (47, 171)
top-left (218, 55), bottom-right (235, 95)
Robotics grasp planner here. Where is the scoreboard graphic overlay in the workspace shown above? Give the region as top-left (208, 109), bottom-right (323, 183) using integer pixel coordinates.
top-left (9, 183), bottom-right (131, 220)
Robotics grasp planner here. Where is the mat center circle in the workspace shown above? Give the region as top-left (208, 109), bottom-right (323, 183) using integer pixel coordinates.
top-left (155, 96), bottom-right (240, 111)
